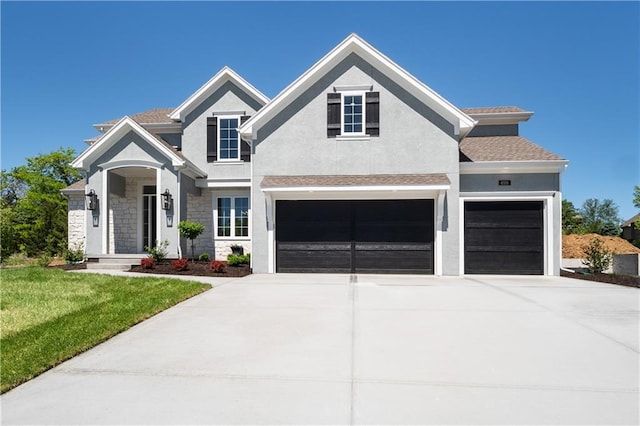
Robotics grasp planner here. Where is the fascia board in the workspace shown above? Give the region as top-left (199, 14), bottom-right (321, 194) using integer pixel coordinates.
top-left (240, 33), bottom-right (475, 140)
top-left (469, 111), bottom-right (534, 125)
top-left (169, 67), bottom-right (269, 121)
top-left (459, 160), bottom-right (569, 174)
top-left (195, 178), bottom-right (251, 188)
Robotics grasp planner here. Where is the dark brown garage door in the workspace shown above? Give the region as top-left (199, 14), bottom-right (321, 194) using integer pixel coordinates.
top-left (464, 201), bottom-right (544, 275)
top-left (276, 199), bottom-right (434, 274)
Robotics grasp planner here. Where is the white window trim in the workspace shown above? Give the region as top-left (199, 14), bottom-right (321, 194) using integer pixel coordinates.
top-left (216, 115), bottom-right (241, 162)
top-left (340, 91), bottom-right (366, 136)
top-left (214, 194), bottom-right (251, 240)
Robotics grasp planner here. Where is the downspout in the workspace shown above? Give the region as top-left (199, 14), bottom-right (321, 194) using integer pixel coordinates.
top-left (176, 170), bottom-right (182, 259)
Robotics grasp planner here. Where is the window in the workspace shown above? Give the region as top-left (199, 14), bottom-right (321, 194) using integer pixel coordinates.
top-left (206, 115), bottom-right (251, 163)
top-left (327, 91), bottom-right (379, 138)
top-left (216, 196), bottom-right (250, 238)
top-left (219, 117), bottom-right (239, 160)
top-left (343, 94), bottom-right (363, 134)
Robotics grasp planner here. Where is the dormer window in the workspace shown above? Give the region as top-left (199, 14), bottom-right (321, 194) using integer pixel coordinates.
top-left (327, 91), bottom-right (379, 138)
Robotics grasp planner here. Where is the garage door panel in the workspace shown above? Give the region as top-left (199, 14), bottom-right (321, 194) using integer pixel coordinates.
top-left (464, 201), bottom-right (544, 275)
top-left (276, 199), bottom-right (434, 274)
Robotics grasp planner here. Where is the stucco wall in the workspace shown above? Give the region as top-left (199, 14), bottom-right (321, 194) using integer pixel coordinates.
top-left (186, 190), bottom-right (213, 258)
top-left (251, 54), bottom-right (460, 274)
top-left (181, 80), bottom-right (262, 177)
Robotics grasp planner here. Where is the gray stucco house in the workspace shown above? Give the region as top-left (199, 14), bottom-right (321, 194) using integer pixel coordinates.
top-left (63, 34), bottom-right (568, 275)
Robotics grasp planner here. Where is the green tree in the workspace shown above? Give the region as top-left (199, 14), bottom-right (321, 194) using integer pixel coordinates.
top-left (562, 199), bottom-right (583, 234)
top-left (579, 198), bottom-right (621, 236)
top-left (0, 148), bottom-right (81, 258)
top-left (178, 221), bottom-right (205, 260)
top-left (633, 186), bottom-right (640, 229)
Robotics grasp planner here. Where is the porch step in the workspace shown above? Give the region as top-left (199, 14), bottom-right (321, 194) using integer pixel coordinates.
top-left (86, 254), bottom-right (147, 271)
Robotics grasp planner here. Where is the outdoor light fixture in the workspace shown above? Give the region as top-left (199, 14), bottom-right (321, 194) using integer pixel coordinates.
top-left (161, 189), bottom-right (173, 211)
top-left (85, 189), bottom-right (98, 210)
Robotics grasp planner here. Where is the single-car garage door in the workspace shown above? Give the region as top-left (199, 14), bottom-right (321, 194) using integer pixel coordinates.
top-left (464, 201), bottom-right (544, 275)
top-left (276, 199), bottom-right (434, 274)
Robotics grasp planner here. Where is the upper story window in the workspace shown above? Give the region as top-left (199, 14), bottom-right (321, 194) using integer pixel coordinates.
top-left (207, 115), bottom-right (251, 163)
top-left (327, 91), bottom-right (379, 138)
top-left (219, 117), bottom-right (239, 160)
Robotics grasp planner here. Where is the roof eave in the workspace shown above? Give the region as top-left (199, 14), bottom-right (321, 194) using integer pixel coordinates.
top-left (459, 160), bottom-right (569, 174)
top-left (468, 111), bottom-right (534, 125)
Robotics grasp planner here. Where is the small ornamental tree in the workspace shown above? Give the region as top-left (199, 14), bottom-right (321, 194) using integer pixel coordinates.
top-left (178, 221), bottom-right (205, 260)
top-left (581, 238), bottom-right (613, 274)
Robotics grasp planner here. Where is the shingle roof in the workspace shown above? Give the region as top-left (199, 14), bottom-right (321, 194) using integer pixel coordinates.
top-left (98, 108), bottom-right (174, 126)
top-left (459, 136), bottom-right (565, 162)
top-left (61, 180), bottom-right (85, 193)
top-left (261, 174), bottom-right (451, 188)
top-left (461, 106), bottom-right (528, 114)
top-left (622, 213), bottom-right (640, 228)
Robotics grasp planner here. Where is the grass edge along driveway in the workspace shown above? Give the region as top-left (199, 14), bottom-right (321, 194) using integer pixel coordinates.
top-left (0, 267), bottom-right (210, 393)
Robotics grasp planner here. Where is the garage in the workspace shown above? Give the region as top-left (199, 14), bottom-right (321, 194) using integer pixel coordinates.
top-left (464, 201), bottom-right (544, 275)
top-left (276, 199), bottom-right (434, 274)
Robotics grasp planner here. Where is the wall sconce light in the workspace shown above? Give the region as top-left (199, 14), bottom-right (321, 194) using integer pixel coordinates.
top-left (161, 189), bottom-right (173, 211)
top-left (85, 189), bottom-right (98, 210)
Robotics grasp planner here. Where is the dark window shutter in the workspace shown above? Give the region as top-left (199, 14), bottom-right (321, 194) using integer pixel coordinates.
top-left (327, 93), bottom-right (341, 138)
top-left (240, 115), bottom-right (251, 162)
top-left (206, 117), bottom-right (217, 162)
top-left (366, 92), bottom-right (380, 137)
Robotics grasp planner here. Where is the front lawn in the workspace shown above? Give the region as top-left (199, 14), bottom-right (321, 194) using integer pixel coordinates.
top-left (0, 267), bottom-right (210, 393)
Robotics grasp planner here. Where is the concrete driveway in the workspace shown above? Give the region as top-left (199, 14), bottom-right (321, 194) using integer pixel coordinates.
top-left (2, 273), bottom-right (638, 425)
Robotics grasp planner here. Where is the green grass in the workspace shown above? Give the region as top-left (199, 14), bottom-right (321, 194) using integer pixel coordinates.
top-left (0, 267), bottom-right (210, 393)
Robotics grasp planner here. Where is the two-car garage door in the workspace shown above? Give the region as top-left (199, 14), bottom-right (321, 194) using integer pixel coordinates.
top-left (276, 199), bottom-right (434, 274)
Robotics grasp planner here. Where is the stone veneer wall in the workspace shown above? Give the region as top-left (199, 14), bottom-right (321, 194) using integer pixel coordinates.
top-left (67, 194), bottom-right (85, 250)
top-left (186, 190), bottom-right (251, 260)
top-left (186, 191), bottom-right (214, 258)
top-left (108, 177), bottom-right (153, 254)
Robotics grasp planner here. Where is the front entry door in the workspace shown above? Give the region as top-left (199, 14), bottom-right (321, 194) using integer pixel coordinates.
top-left (142, 185), bottom-right (157, 250)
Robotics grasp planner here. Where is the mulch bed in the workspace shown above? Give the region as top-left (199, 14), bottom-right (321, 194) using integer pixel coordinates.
top-left (561, 269), bottom-right (640, 288)
top-left (129, 260), bottom-right (251, 277)
top-left (48, 263), bottom-right (87, 271)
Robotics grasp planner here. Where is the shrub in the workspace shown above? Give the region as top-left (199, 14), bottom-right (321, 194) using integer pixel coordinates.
top-left (198, 253), bottom-right (210, 262)
top-left (210, 260), bottom-right (225, 273)
top-left (64, 243), bottom-right (85, 264)
top-left (171, 258), bottom-right (189, 271)
top-left (37, 254), bottom-right (52, 267)
top-left (582, 238), bottom-right (614, 274)
top-left (144, 240), bottom-right (169, 263)
top-left (140, 257), bottom-right (155, 269)
top-left (227, 253), bottom-right (250, 266)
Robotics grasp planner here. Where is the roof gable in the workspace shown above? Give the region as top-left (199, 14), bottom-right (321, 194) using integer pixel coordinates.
top-left (240, 33), bottom-right (476, 141)
top-left (71, 116), bottom-right (205, 177)
top-left (169, 67), bottom-right (269, 122)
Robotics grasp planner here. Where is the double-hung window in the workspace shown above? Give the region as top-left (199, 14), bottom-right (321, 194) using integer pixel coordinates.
top-left (327, 91), bottom-right (379, 138)
top-left (218, 116), bottom-right (239, 160)
top-left (206, 115), bottom-right (251, 163)
top-left (216, 196), bottom-right (250, 238)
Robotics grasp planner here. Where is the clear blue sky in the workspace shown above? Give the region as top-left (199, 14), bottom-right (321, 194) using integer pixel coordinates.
top-left (1, 1), bottom-right (638, 220)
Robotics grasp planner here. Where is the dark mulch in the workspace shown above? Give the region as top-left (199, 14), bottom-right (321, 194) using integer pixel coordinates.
top-left (48, 263), bottom-right (88, 271)
top-left (561, 269), bottom-right (640, 288)
top-left (129, 260), bottom-right (250, 277)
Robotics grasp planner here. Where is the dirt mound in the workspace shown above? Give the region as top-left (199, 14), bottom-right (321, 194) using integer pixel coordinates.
top-left (563, 234), bottom-right (640, 258)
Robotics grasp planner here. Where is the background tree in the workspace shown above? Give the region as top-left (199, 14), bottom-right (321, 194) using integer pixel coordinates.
top-left (562, 199), bottom-right (583, 234)
top-left (633, 185), bottom-right (640, 229)
top-left (579, 198), bottom-right (621, 236)
top-left (0, 148), bottom-right (81, 258)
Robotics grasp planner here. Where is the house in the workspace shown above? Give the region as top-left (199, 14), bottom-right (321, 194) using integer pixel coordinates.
top-left (621, 213), bottom-right (640, 242)
top-left (63, 34), bottom-right (568, 275)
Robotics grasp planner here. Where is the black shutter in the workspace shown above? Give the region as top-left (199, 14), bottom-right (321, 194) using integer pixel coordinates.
top-left (207, 117), bottom-right (217, 162)
top-left (327, 93), bottom-right (341, 138)
top-left (366, 92), bottom-right (380, 136)
top-left (240, 115), bottom-right (251, 162)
